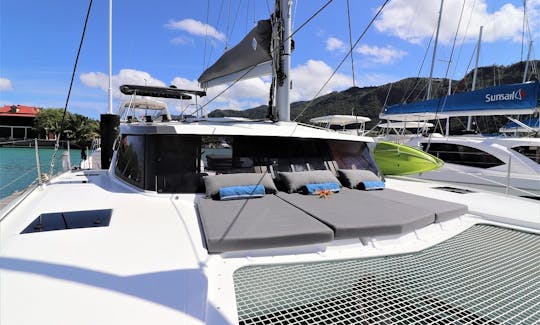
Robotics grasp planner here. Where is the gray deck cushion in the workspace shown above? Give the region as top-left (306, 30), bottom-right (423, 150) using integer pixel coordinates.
top-left (204, 173), bottom-right (277, 198)
top-left (363, 189), bottom-right (468, 222)
top-left (197, 195), bottom-right (334, 253)
top-left (278, 170), bottom-right (341, 193)
top-left (338, 169), bottom-right (381, 189)
top-left (276, 188), bottom-right (435, 239)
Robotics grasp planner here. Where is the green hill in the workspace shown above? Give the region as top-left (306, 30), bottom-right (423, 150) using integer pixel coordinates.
top-left (209, 60), bottom-right (539, 133)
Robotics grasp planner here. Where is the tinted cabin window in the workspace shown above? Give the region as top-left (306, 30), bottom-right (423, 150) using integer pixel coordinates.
top-left (115, 134), bottom-right (381, 193)
top-left (422, 143), bottom-right (504, 168)
top-left (511, 146), bottom-right (540, 164)
top-left (153, 135), bottom-right (201, 193)
top-left (327, 140), bottom-right (379, 175)
top-left (233, 136), bottom-right (331, 173)
top-left (116, 135), bottom-right (145, 188)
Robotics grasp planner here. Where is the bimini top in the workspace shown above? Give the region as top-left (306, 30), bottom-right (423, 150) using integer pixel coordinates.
top-left (120, 84), bottom-right (206, 99)
top-left (377, 121), bottom-right (434, 129)
top-left (380, 81), bottom-right (539, 121)
top-left (121, 118), bottom-right (374, 143)
top-left (310, 115), bottom-right (371, 126)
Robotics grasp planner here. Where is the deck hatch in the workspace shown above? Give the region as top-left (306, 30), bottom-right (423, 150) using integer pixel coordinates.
top-left (21, 209), bottom-right (112, 234)
top-left (233, 225), bottom-right (539, 324)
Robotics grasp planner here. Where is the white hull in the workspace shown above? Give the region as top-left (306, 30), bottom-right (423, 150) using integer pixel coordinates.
top-left (1, 167), bottom-right (539, 324)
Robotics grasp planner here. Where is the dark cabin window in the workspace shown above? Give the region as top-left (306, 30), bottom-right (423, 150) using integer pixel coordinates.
top-left (511, 146), bottom-right (540, 164)
top-left (116, 135), bottom-right (145, 188)
top-left (152, 135), bottom-right (202, 193)
top-left (422, 143), bottom-right (504, 168)
top-left (115, 134), bottom-right (381, 193)
top-left (233, 136), bottom-right (333, 174)
top-left (327, 140), bottom-right (379, 175)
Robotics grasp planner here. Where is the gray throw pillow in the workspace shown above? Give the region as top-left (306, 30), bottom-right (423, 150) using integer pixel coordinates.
top-left (338, 169), bottom-right (381, 188)
top-left (278, 170), bottom-right (341, 193)
top-left (204, 173), bottom-right (277, 198)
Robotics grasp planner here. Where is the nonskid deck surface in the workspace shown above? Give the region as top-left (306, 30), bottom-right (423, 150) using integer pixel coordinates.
top-left (234, 225), bottom-right (539, 324)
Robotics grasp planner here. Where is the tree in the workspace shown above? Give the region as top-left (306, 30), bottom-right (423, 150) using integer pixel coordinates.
top-left (34, 108), bottom-right (65, 139)
top-left (65, 113), bottom-right (100, 147)
top-left (34, 109), bottom-right (99, 147)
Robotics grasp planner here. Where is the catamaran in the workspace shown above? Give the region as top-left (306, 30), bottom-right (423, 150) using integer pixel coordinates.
top-left (379, 81), bottom-right (540, 197)
top-left (1, 1), bottom-right (539, 324)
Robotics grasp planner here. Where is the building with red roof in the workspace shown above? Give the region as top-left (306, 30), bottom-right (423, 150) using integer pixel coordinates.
top-left (0, 105), bottom-right (40, 140)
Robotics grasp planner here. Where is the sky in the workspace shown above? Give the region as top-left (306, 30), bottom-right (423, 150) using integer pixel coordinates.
top-left (1, 0), bottom-right (539, 119)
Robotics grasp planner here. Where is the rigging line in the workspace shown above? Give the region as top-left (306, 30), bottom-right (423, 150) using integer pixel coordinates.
top-left (193, 64), bottom-right (259, 115)
top-left (265, 0), bottom-right (272, 16)
top-left (289, 0), bottom-right (333, 40)
top-left (463, 42), bottom-right (477, 91)
top-left (0, 167), bottom-right (38, 192)
top-left (225, 0), bottom-right (231, 49)
top-left (403, 30), bottom-right (434, 104)
top-left (521, 0), bottom-right (526, 62)
top-left (206, 0), bottom-right (226, 68)
top-left (48, 0), bottom-right (93, 177)
top-left (292, 0), bottom-right (298, 30)
top-left (203, 0), bottom-right (210, 70)
top-left (229, 0), bottom-right (244, 44)
top-left (198, 0), bottom-right (333, 115)
top-left (444, 0), bottom-right (466, 86)
top-left (293, 0), bottom-right (390, 122)
top-left (452, 0), bottom-right (477, 84)
top-left (346, 0), bottom-right (356, 87)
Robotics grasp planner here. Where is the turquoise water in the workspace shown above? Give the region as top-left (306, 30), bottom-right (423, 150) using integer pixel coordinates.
top-left (0, 147), bottom-right (82, 200)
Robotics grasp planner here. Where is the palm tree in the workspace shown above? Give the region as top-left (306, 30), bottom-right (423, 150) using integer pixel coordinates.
top-left (66, 113), bottom-right (100, 148)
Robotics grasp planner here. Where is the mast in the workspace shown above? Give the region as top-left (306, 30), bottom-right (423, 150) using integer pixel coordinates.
top-left (468, 25), bottom-right (483, 131)
top-left (108, 0), bottom-right (113, 114)
top-left (276, 0), bottom-right (292, 121)
top-left (523, 40), bottom-right (532, 83)
top-left (427, 0), bottom-right (444, 100)
top-left (471, 26), bottom-right (483, 91)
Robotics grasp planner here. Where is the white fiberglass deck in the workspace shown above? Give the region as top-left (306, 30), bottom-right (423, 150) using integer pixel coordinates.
top-left (234, 225), bottom-right (540, 324)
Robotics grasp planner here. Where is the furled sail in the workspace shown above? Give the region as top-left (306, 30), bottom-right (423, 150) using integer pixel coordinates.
top-left (380, 81), bottom-right (539, 121)
top-left (198, 20), bottom-right (272, 88)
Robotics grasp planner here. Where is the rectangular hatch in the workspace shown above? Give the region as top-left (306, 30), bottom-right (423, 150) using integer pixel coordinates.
top-left (21, 209), bottom-right (112, 234)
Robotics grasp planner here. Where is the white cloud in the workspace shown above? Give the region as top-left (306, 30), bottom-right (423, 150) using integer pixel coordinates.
top-left (356, 44), bottom-right (406, 64)
top-left (79, 60), bottom-right (355, 114)
top-left (289, 60), bottom-right (353, 102)
top-left (170, 36), bottom-right (193, 46)
top-left (164, 19), bottom-right (225, 41)
top-left (0, 78), bottom-right (13, 91)
top-left (80, 69), bottom-right (166, 99)
top-left (173, 60), bottom-right (353, 112)
top-left (375, 0), bottom-right (539, 44)
top-left (326, 37), bottom-right (346, 51)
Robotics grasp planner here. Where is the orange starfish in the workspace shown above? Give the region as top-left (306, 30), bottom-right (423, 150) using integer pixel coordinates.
top-left (318, 189), bottom-right (333, 198)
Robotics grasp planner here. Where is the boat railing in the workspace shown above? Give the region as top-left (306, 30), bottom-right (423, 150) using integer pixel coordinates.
top-left (442, 155), bottom-right (540, 199)
top-left (0, 138), bottom-right (76, 217)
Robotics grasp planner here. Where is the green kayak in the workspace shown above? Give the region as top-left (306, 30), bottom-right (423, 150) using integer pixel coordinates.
top-left (373, 141), bottom-right (444, 176)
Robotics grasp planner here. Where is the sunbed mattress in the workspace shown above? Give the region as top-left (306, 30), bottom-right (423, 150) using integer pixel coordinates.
top-left (197, 195), bottom-right (334, 253)
top-left (276, 189), bottom-right (435, 239)
top-left (363, 189), bottom-right (468, 222)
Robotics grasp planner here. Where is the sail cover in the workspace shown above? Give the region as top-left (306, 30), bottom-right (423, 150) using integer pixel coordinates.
top-left (381, 81), bottom-right (539, 121)
top-left (198, 20), bottom-right (272, 88)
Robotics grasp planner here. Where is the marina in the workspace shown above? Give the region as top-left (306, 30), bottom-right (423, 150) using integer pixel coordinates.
top-left (1, 0), bottom-right (539, 324)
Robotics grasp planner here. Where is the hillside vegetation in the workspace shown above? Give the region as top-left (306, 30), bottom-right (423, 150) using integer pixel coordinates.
top-left (209, 60), bottom-right (539, 133)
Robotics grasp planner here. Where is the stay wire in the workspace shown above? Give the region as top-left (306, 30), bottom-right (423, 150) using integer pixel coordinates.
top-left (48, 0), bottom-right (93, 177)
top-left (294, 0), bottom-right (390, 122)
top-left (346, 0), bottom-right (356, 87)
top-left (198, 0), bottom-right (334, 113)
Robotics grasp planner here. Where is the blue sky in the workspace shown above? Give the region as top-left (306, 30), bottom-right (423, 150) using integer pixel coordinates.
top-left (1, 0), bottom-right (539, 119)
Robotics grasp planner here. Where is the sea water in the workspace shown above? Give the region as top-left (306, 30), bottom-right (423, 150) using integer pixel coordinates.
top-left (0, 147), bottom-right (82, 200)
